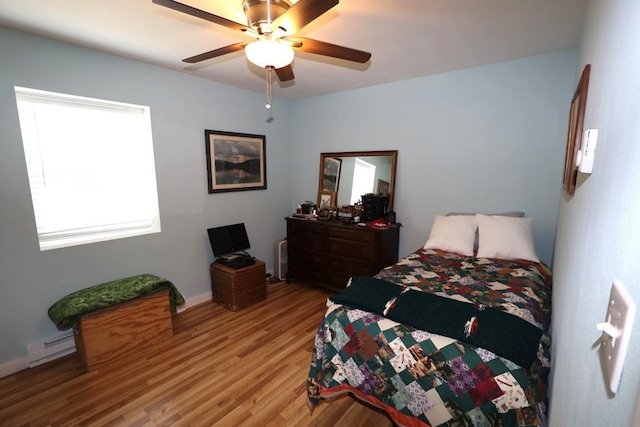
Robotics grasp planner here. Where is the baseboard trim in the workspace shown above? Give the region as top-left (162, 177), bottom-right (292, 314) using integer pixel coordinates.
top-left (177, 291), bottom-right (212, 313)
top-left (0, 357), bottom-right (29, 379)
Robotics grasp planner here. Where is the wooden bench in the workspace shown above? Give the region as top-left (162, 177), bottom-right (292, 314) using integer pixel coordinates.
top-left (48, 274), bottom-right (184, 372)
top-left (74, 289), bottom-right (173, 371)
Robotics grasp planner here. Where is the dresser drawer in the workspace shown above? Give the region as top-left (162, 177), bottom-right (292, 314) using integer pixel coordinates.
top-left (288, 263), bottom-right (327, 284)
top-left (327, 256), bottom-right (376, 276)
top-left (293, 249), bottom-right (326, 268)
top-left (328, 227), bottom-right (376, 243)
top-left (328, 238), bottom-right (377, 262)
top-left (288, 232), bottom-right (326, 253)
top-left (288, 219), bottom-right (325, 236)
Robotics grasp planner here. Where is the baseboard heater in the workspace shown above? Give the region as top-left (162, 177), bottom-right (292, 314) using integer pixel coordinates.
top-left (27, 331), bottom-right (76, 368)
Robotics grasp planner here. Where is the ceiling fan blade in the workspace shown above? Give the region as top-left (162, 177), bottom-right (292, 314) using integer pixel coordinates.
top-left (183, 42), bottom-right (248, 63)
top-left (275, 65), bottom-right (295, 81)
top-left (152, 0), bottom-right (252, 32)
top-left (289, 37), bottom-right (371, 63)
top-left (272, 0), bottom-right (338, 35)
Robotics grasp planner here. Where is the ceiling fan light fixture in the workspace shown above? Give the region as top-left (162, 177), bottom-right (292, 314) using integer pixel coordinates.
top-left (245, 36), bottom-right (294, 69)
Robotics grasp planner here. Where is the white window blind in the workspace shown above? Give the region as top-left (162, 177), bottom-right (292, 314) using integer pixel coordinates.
top-left (15, 87), bottom-right (161, 250)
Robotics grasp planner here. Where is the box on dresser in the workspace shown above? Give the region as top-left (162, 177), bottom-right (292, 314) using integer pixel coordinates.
top-left (286, 217), bottom-right (400, 292)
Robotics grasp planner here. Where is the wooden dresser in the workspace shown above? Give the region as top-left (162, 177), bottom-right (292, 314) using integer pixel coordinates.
top-left (286, 217), bottom-right (400, 292)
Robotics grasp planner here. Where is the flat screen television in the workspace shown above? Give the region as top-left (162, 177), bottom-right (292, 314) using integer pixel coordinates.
top-left (207, 223), bottom-right (251, 258)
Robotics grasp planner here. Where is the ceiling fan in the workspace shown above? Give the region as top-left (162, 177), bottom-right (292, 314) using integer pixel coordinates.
top-left (152, 0), bottom-right (372, 107)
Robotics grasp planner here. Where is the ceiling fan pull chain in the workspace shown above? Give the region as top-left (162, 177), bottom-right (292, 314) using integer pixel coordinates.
top-left (266, 66), bottom-right (273, 109)
top-left (266, 0), bottom-right (272, 29)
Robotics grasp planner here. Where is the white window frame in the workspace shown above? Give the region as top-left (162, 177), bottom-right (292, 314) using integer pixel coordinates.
top-left (15, 87), bottom-right (161, 251)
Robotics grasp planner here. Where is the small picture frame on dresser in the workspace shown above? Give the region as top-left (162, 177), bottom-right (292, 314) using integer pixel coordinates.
top-left (318, 190), bottom-right (336, 209)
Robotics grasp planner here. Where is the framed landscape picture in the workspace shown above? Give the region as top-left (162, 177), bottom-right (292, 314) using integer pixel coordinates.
top-left (205, 130), bottom-right (266, 193)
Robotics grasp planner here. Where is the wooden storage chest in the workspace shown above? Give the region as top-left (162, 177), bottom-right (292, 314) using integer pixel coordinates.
top-left (210, 260), bottom-right (266, 311)
top-left (73, 289), bottom-right (173, 372)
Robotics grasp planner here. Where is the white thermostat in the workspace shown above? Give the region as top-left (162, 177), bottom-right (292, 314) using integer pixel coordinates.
top-left (576, 128), bottom-right (598, 173)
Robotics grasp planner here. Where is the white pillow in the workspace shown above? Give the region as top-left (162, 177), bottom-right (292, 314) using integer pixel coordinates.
top-left (423, 215), bottom-right (478, 256)
top-left (446, 211), bottom-right (525, 253)
top-left (476, 214), bottom-right (540, 262)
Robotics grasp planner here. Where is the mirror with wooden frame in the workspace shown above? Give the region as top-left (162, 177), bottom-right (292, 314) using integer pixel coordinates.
top-left (318, 150), bottom-right (398, 211)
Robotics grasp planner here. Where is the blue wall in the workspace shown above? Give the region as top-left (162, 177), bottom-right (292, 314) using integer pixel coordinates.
top-left (0, 24), bottom-right (579, 376)
top-left (550, 1), bottom-right (640, 425)
top-left (0, 26), bottom-right (293, 369)
top-left (289, 50), bottom-right (578, 264)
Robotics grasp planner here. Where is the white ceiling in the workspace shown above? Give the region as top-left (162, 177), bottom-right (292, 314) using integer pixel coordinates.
top-left (0, 0), bottom-right (587, 100)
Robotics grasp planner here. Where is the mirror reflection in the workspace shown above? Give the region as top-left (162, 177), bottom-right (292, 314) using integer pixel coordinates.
top-left (318, 150), bottom-right (397, 212)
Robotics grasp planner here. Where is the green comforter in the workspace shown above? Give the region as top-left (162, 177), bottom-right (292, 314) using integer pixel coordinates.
top-left (331, 275), bottom-right (543, 369)
top-left (48, 274), bottom-right (186, 330)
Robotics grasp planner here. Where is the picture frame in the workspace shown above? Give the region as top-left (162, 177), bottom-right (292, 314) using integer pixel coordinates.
top-left (562, 64), bottom-right (591, 196)
top-left (318, 190), bottom-right (336, 209)
top-left (205, 130), bottom-right (266, 193)
top-left (322, 157), bottom-right (341, 192)
top-left (377, 179), bottom-right (390, 195)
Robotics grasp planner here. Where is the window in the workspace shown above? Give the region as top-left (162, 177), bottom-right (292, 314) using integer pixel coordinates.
top-left (15, 87), bottom-right (161, 251)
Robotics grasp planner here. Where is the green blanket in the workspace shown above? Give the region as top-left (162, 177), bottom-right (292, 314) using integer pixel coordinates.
top-left (48, 274), bottom-right (185, 330)
top-left (330, 276), bottom-right (543, 369)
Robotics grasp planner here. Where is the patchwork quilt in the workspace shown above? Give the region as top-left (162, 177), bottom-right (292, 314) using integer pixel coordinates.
top-left (307, 249), bottom-right (552, 427)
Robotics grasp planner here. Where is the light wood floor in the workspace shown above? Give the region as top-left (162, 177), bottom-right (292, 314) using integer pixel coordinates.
top-left (0, 280), bottom-right (394, 427)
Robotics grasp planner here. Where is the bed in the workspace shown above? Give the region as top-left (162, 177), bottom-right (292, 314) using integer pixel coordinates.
top-left (307, 213), bottom-right (552, 427)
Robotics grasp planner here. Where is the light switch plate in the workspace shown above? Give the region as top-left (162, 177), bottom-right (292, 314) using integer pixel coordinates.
top-left (600, 280), bottom-right (636, 394)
